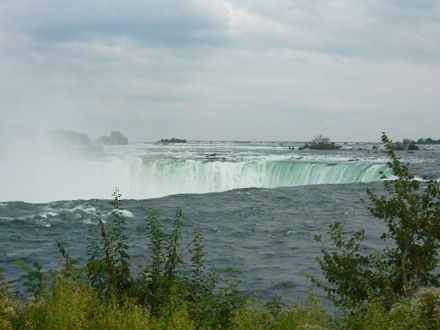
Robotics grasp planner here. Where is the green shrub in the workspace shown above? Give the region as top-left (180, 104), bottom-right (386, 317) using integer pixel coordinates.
top-left (341, 287), bottom-right (440, 329)
top-left (85, 188), bottom-right (134, 301)
top-left (0, 267), bottom-right (19, 330)
top-left (87, 296), bottom-right (151, 329)
top-left (19, 273), bottom-right (95, 329)
top-left (151, 299), bottom-right (195, 330)
top-left (13, 261), bottom-right (46, 298)
top-left (7, 188), bottom-right (246, 328)
top-left (231, 294), bottom-right (329, 330)
top-left (313, 132), bottom-right (440, 314)
top-left (66, 188), bottom-right (244, 327)
top-left (388, 287), bottom-right (440, 329)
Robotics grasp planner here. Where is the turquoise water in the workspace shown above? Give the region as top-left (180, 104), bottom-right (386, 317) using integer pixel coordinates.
top-left (0, 141), bottom-right (404, 202)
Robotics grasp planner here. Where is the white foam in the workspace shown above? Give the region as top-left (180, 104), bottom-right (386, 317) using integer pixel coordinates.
top-left (73, 205), bottom-right (98, 214)
top-left (36, 220), bottom-right (51, 227)
top-left (40, 211), bottom-right (59, 218)
top-left (0, 141), bottom-right (421, 203)
top-left (112, 209), bottom-right (135, 218)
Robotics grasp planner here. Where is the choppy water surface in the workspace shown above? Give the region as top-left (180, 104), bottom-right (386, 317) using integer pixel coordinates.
top-left (1, 141), bottom-right (439, 306)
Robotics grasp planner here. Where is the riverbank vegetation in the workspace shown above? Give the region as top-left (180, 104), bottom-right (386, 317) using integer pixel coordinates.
top-left (1, 133), bottom-right (439, 329)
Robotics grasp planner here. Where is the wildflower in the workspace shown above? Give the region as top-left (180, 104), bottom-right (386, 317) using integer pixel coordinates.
top-left (4, 307), bottom-right (15, 317)
top-left (298, 324), bottom-right (324, 330)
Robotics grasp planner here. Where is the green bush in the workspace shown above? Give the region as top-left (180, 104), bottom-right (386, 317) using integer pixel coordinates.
top-left (61, 188), bottom-right (244, 327)
top-left (341, 287), bottom-right (440, 329)
top-left (231, 294), bottom-right (329, 329)
top-left (5, 189), bottom-right (332, 329)
top-left (388, 287), bottom-right (440, 329)
top-left (313, 132), bottom-right (440, 313)
top-left (0, 267), bottom-right (19, 330)
top-left (19, 274), bottom-right (95, 330)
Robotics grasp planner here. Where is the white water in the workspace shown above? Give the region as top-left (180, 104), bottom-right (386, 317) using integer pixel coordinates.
top-left (0, 141), bottom-right (394, 202)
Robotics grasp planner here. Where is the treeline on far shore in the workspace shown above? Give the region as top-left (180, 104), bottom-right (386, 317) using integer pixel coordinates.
top-left (415, 137), bottom-right (440, 144)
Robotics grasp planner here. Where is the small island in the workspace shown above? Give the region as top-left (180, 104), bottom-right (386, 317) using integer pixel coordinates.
top-left (157, 138), bottom-right (187, 144)
top-left (302, 135), bottom-right (341, 150)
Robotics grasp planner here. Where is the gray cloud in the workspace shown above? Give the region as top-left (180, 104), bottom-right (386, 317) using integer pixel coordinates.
top-left (0, 0), bottom-right (439, 141)
top-left (4, 0), bottom-right (437, 58)
top-left (2, 0), bottom-right (230, 48)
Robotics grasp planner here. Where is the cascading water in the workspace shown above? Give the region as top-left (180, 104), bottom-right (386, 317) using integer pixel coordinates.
top-left (134, 159), bottom-right (389, 198)
top-left (0, 141), bottom-right (400, 202)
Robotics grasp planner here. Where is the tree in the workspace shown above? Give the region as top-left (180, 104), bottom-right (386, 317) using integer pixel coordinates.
top-left (391, 138), bottom-right (419, 151)
top-left (314, 133), bottom-right (440, 311)
top-left (417, 137), bottom-right (440, 145)
top-left (304, 135), bottom-right (340, 150)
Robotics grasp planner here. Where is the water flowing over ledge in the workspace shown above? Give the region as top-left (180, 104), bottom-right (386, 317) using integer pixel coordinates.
top-left (0, 157), bottom-right (388, 203)
top-left (2, 140), bottom-right (436, 203)
top-left (115, 158), bottom-right (389, 197)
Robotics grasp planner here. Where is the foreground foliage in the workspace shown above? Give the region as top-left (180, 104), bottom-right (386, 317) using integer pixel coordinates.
top-left (0, 191), bottom-right (330, 329)
top-left (314, 133), bottom-right (440, 315)
top-left (1, 270), bottom-right (329, 329)
top-left (3, 268), bottom-right (440, 329)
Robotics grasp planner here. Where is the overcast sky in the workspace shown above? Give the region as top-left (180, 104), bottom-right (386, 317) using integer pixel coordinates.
top-left (1, 0), bottom-right (439, 142)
